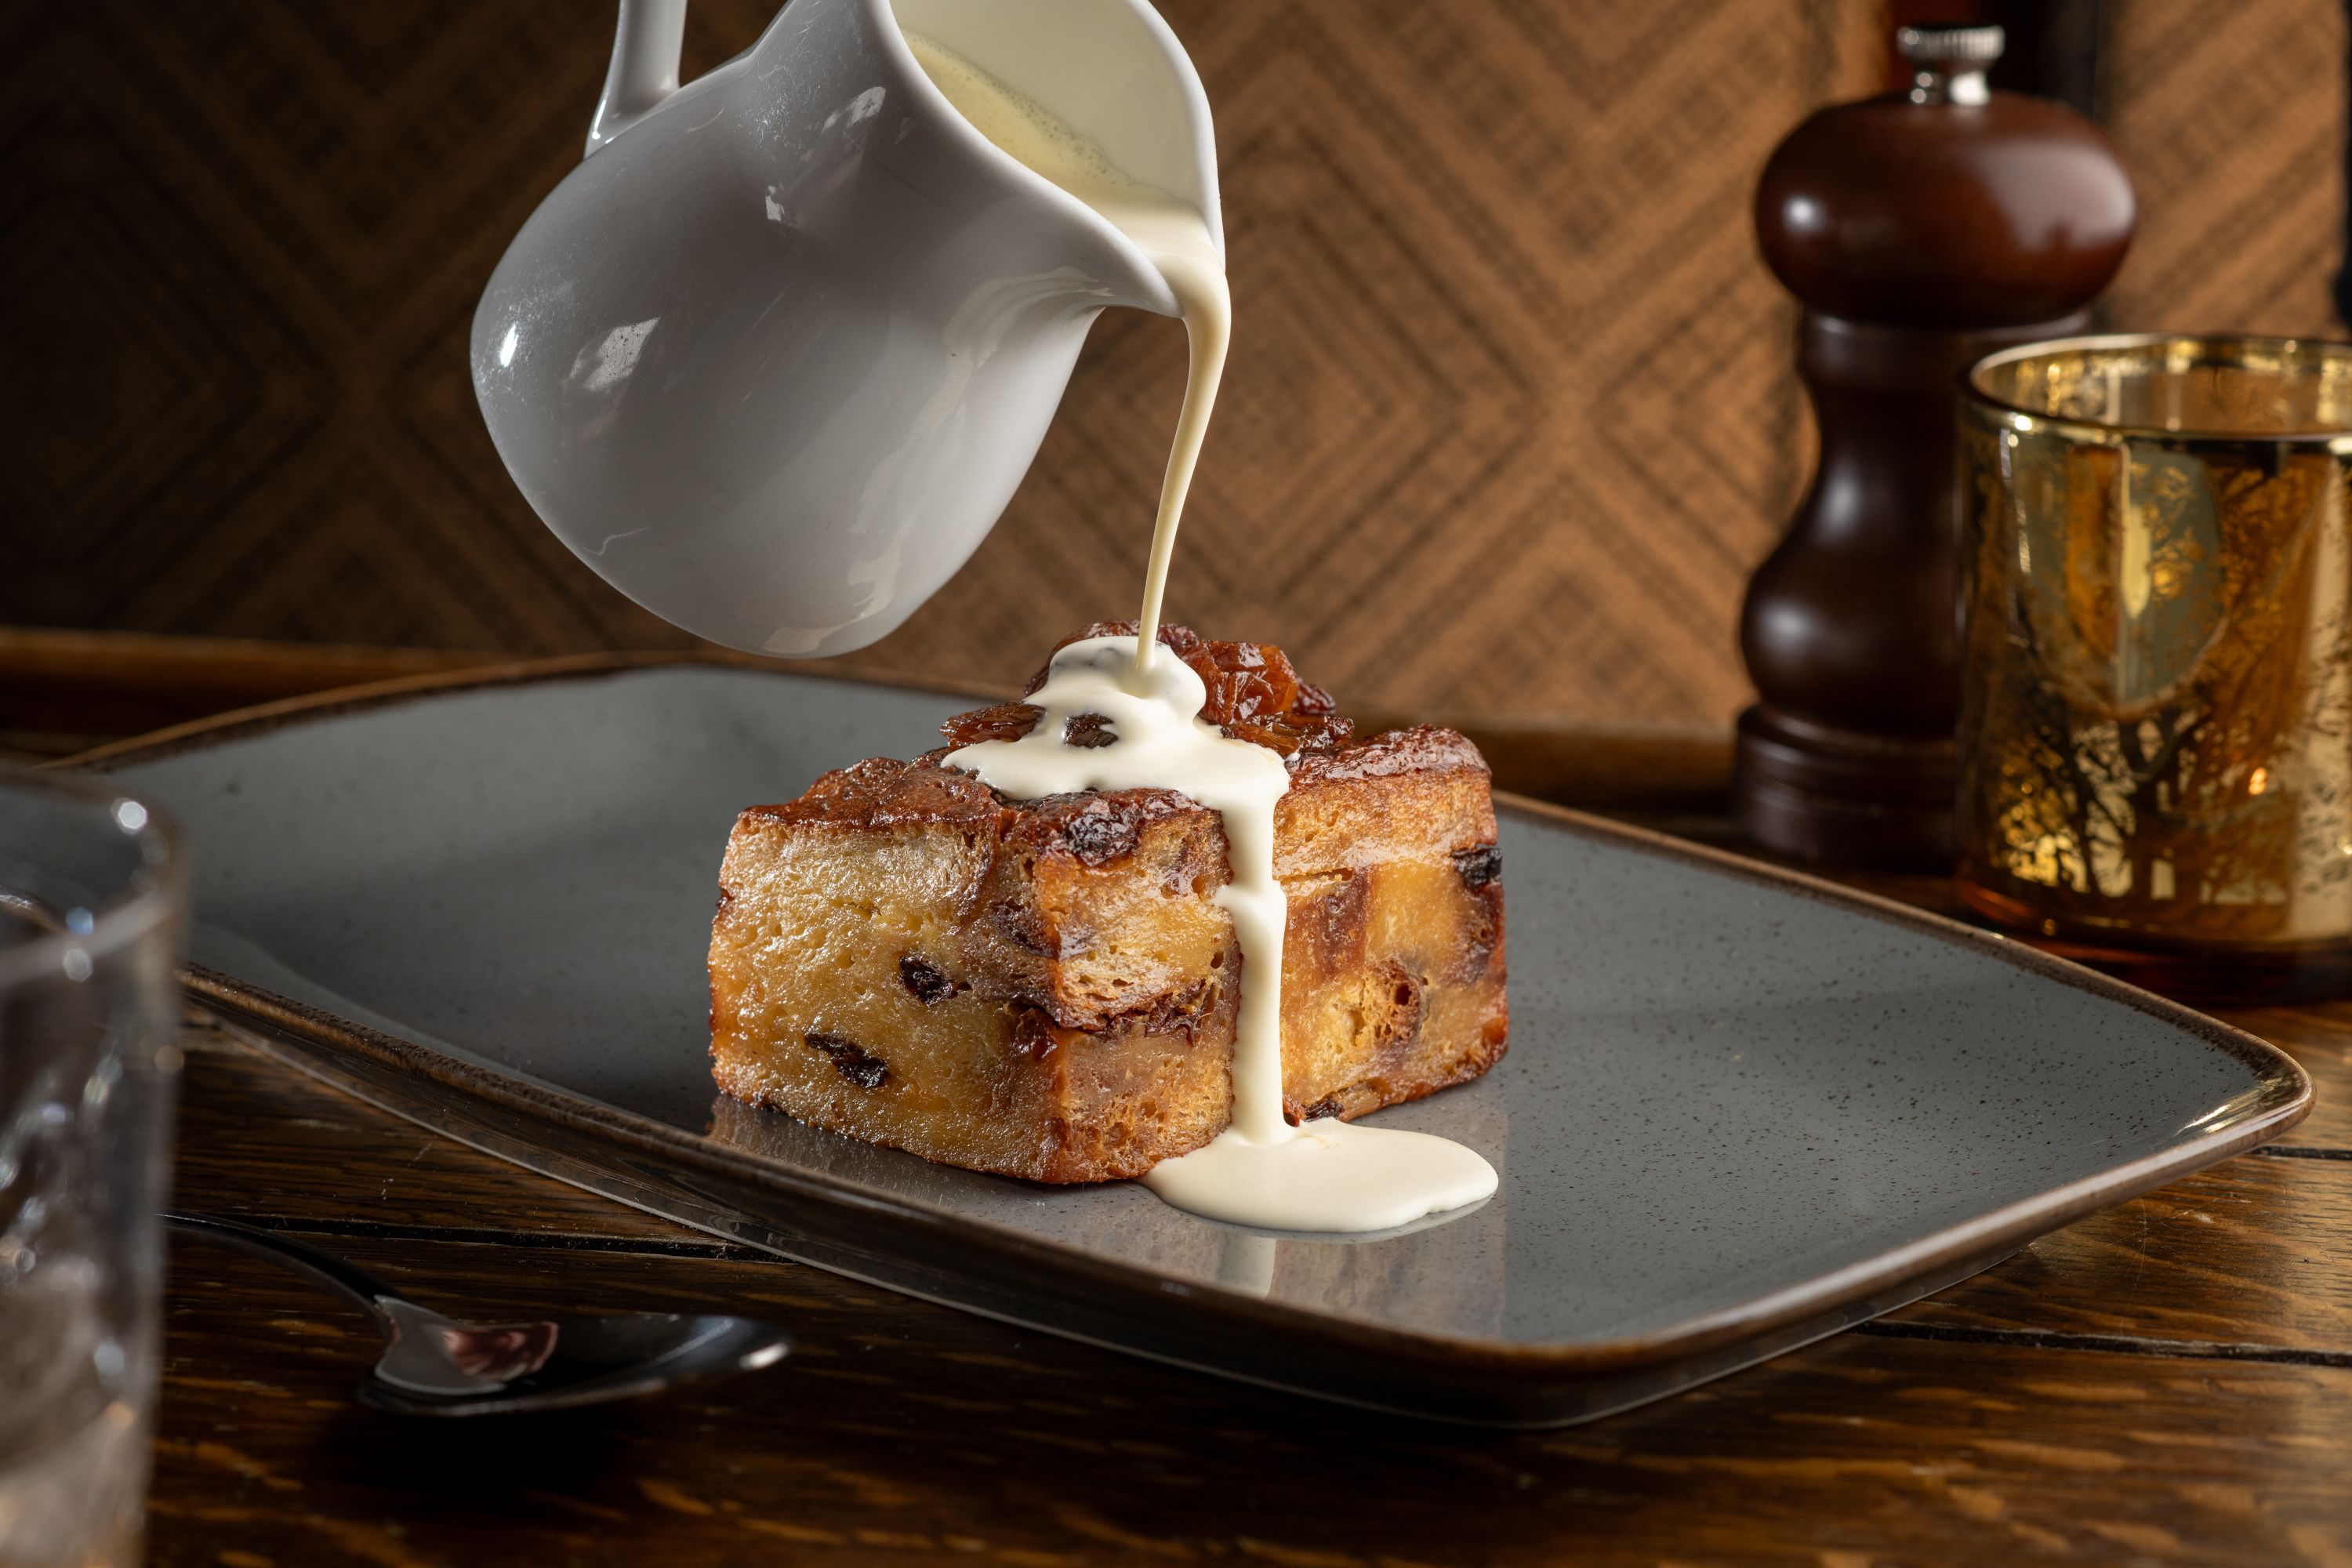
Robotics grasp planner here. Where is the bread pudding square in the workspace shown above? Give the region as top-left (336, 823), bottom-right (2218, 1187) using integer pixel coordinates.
top-left (708, 626), bottom-right (1507, 1183)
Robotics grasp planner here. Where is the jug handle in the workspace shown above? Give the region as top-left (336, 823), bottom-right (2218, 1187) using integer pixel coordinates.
top-left (586, 0), bottom-right (688, 157)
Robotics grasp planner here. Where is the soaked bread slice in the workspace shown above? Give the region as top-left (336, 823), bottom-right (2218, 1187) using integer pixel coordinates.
top-left (707, 626), bottom-right (1508, 1183)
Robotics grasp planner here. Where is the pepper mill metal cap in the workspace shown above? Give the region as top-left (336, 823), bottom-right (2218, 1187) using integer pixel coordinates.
top-left (1896, 22), bottom-right (2003, 106)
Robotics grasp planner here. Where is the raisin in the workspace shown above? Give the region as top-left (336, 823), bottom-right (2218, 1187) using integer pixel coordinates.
top-left (898, 955), bottom-right (959, 1003)
top-left (939, 702), bottom-right (1041, 748)
top-left (1062, 807), bottom-right (1141, 866)
top-left (1063, 712), bottom-right (1118, 749)
top-left (1011, 1008), bottom-right (1063, 1059)
top-left (804, 1032), bottom-right (888, 1089)
top-left (1221, 718), bottom-right (1305, 756)
top-left (1202, 640), bottom-right (1301, 724)
top-left (1452, 844), bottom-right (1503, 888)
top-left (1033, 622), bottom-right (1214, 695)
top-left (989, 898), bottom-right (1054, 955)
top-left (1022, 625), bottom-right (1355, 756)
top-left (1224, 712), bottom-right (1355, 757)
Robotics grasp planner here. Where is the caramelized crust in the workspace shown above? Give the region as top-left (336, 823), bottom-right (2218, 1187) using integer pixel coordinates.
top-left (748, 756), bottom-right (1003, 828)
top-left (937, 622), bottom-right (1356, 757)
top-left (710, 627), bottom-right (1508, 1184)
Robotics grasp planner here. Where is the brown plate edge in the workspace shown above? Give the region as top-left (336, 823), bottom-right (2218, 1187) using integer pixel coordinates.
top-left (81, 655), bottom-right (2318, 1423)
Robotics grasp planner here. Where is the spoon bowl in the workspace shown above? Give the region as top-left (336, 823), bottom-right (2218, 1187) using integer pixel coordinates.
top-left (167, 1210), bottom-right (789, 1417)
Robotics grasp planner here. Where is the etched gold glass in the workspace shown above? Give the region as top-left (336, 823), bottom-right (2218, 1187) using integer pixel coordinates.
top-left (1956, 335), bottom-right (2352, 1001)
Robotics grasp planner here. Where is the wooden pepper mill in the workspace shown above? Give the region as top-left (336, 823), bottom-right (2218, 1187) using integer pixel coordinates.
top-left (1735, 23), bottom-right (2136, 867)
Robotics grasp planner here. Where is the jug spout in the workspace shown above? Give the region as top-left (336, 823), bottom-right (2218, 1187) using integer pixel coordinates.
top-left (887, 0), bottom-right (1224, 312)
top-left (472, 0), bottom-right (1222, 657)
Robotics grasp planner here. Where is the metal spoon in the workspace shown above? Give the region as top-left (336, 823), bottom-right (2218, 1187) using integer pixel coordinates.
top-left (165, 1210), bottom-right (789, 1416)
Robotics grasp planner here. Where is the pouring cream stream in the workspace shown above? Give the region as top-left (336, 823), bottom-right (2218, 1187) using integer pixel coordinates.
top-left (903, 34), bottom-right (1222, 658)
top-left (912, 34), bottom-right (1496, 1233)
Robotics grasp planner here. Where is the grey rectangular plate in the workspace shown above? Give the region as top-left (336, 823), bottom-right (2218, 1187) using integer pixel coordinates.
top-left (86, 659), bottom-right (2311, 1426)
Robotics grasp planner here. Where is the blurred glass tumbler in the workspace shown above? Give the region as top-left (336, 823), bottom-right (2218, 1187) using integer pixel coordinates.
top-left (1958, 335), bottom-right (2352, 1000)
top-left (0, 768), bottom-right (184, 1567)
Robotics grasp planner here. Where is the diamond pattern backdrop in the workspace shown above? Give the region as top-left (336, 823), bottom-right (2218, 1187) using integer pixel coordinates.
top-left (0, 0), bottom-right (2339, 723)
top-left (2100, 0), bottom-right (2347, 339)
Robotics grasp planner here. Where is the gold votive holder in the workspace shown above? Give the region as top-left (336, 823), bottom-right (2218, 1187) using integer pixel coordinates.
top-left (1956, 334), bottom-right (2352, 1003)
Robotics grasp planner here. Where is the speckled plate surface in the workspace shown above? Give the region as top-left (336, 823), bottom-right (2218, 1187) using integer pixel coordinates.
top-left (83, 659), bottom-right (2310, 1425)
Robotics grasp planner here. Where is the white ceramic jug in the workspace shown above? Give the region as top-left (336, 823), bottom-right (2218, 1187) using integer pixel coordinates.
top-left (471, 0), bottom-right (1220, 655)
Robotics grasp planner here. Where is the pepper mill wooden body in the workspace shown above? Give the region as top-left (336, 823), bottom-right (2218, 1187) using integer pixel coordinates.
top-left (1735, 24), bottom-right (2136, 867)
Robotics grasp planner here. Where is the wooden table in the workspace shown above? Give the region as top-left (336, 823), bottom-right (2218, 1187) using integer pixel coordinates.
top-left (13, 631), bottom-right (2348, 1566)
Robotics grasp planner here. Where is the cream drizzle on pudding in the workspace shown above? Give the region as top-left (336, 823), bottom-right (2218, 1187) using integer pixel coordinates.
top-left (916, 36), bottom-right (1495, 1234)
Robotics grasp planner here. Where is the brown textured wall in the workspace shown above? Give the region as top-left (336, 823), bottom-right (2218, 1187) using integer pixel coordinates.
top-left (5, 1), bottom-right (2339, 723)
top-left (889, 0), bottom-right (1883, 719)
top-left (2099, 0), bottom-right (2347, 338)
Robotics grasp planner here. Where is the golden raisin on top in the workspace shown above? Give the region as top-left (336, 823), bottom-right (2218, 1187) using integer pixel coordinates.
top-left (989, 623), bottom-right (1356, 758)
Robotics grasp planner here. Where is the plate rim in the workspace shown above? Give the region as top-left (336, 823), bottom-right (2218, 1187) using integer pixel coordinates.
top-left (74, 654), bottom-right (2317, 1384)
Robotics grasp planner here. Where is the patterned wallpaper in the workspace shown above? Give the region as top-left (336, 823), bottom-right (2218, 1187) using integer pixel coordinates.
top-left (1, 0), bottom-right (2339, 724)
top-left (2099, 0), bottom-right (2347, 338)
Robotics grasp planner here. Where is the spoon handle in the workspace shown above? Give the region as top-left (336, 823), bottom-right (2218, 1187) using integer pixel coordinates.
top-left (164, 1210), bottom-right (403, 1337)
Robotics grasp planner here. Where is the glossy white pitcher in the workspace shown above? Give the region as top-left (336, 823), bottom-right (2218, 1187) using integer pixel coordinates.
top-left (471, 0), bottom-right (1220, 655)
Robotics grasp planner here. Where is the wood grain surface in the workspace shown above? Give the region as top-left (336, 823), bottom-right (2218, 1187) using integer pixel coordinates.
top-left (157, 1014), bottom-right (2352, 1567)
